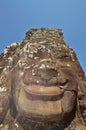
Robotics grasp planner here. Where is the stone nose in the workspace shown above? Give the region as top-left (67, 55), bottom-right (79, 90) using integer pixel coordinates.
top-left (36, 68), bottom-right (58, 82)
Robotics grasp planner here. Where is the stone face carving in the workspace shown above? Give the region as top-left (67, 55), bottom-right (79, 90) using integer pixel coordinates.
top-left (0, 28), bottom-right (86, 130)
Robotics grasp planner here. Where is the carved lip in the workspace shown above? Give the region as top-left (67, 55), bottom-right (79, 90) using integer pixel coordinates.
top-left (24, 85), bottom-right (64, 101)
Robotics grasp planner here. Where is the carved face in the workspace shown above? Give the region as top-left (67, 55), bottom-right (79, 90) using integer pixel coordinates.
top-left (12, 42), bottom-right (78, 122)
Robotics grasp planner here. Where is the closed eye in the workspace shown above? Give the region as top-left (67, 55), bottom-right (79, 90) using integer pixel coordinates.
top-left (57, 55), bottom-right (69, 60)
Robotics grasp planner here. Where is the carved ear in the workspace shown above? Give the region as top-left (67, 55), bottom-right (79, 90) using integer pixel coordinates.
top-left (0, 67), bottom-right (11, 124)
top-left (0, 43), bottom-right (20, 124)
top-left (78, 78), bottom-right (86, 125)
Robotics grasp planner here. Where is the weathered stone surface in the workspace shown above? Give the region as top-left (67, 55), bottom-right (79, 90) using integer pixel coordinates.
top-left (0, 28), bottom-right (86, 130)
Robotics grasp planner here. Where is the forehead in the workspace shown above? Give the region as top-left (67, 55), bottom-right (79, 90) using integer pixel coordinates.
top-left (17, 42), bottom-right (73, 70)
top-left (21, 41), bottom-right (71, 59)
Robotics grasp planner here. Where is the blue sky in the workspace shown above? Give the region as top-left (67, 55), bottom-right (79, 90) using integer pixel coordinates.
top-left (0, 0), bottom-right (86, 74)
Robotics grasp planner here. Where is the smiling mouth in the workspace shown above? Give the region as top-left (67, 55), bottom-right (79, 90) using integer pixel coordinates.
top-left (24, 86), bottom-right (64, 101)
top-left (23, 80), bottom-right (68, 101)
